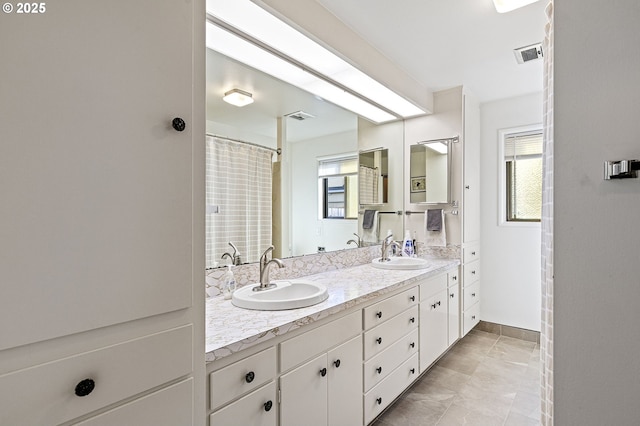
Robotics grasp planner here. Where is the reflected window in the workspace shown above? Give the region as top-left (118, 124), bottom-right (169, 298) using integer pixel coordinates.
top-left (318, 155), bottom-right (358, 219)
top-left (502, 130), bottom-right (543, 222)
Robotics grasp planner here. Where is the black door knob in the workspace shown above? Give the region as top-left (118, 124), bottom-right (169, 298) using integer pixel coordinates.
top-left (376, 366), bottom-right (382, 374)
top-left (172, 117), bottom-right (186, 132)
top-left (334, 359), bottom-right (341, 368)
top-left (376, 311), bottom-right (382, 319)
top-left (376, 337), bottom-right (382, 345)
top-left (320, 368), bottom-right (327, 377)
top-left (376, 397), bottom-right (383, 405)
top-left (245, 371), bottom-right (255, 383)
top-left (264, 400), bottom-right (273, 412)
top-left (74, 378), bottom-right (95, 397)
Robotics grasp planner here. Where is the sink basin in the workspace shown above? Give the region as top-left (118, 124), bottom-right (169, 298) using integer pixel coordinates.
top-left (232, 280), bottom-right (329, 311)
top-left (371, 257), bottom-right (431, 270)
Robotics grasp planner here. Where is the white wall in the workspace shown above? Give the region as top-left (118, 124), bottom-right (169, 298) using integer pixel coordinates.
top-left (290, 130), bottom-right (358, 255)
top-left (480, 93), bottom-right (542, 331)
top-left (555, 1), bottom-right (640, 423)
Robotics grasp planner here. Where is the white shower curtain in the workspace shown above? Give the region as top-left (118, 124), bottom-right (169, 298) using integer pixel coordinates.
top-left (206, 136), bottom-right (273, 268)
top-left (541, 2), bottom-right (554, 424)
top-left (359, 165), bottom-right (379, 205)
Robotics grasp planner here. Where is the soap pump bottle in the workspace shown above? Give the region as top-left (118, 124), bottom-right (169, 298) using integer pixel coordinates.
top-left (222, 265), bottom-right (236, 300)
top-left (402, 230), bottom-right (414, 257)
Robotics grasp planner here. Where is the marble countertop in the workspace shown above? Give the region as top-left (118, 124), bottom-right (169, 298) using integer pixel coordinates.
top-left (205, 257), bottom-right (459, 362)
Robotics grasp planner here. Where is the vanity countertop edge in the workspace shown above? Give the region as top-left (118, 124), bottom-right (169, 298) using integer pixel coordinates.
top-left (205, 257), bottom-right (460, 362)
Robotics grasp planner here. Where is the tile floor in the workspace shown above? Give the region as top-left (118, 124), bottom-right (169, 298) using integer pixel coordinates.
top-left (372, 329), bottom-right (540, 426)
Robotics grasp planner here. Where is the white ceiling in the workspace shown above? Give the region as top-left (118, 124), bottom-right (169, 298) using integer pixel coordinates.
top-left (206, 0), bottom-right (547, 142)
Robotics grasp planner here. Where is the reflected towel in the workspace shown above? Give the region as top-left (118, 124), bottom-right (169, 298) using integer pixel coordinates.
top-left (424, 209), bottom-right (446, 247)
top-left (362, 211), bottom-right (379, 243)
top-left (363, 210), bottom-right (376, 229)
top-left (426, 209), bottom-right (443, 231)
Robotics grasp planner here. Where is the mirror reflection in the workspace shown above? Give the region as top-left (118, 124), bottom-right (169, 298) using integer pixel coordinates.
top-left (409, 140), bottom-right (450, 204)
top-left (358, 148), bottom-right (389, 205)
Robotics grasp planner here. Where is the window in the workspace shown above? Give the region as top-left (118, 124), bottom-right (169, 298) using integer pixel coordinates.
top-left (500, 127), bottom-right (543, 223)
top-left (318, 155), bottom-right (358, 219)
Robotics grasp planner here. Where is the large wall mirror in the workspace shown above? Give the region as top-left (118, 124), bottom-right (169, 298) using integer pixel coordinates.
top-left (206, 48), bottom-right (405, 267)
top-left (409, 139), bottom-right (452, 204)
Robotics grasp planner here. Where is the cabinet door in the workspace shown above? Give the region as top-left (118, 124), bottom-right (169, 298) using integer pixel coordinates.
top-left (280, 354), bottom-right (328, 426)
top-left (0, 0), bottom-right (194, 350)
top-left (448, 284), bottom-right (460, 346)
top-left (420, 289), bottom-right (449, 372)
top-left (462, 93), bottom-right (481, 244)
top-left (328, 336), bottom-right (363, 426)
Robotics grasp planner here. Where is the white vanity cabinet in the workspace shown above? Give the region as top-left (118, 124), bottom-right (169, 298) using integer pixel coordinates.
top-left (462, 245), bottom-right (481, 335)
top-left (280, 311), bottom-right (362, 426)
top-left (0, 0), bottom-right (203, 424)
top-left (419, 274), bottom-right (449, 372)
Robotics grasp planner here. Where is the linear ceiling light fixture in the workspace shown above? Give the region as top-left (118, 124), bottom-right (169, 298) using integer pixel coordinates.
top-left (492, 0), bottom-right (541, 13)
top-left (222, 88), bottom-right (254, 107)
top-left (205, 0), bottom-right (426, 123)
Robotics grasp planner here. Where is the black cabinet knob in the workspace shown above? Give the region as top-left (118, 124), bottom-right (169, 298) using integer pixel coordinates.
top-left (172, 117), bottom-right (186, 132)
top-left (74, 378), bottom-right (95, 397)
top-left (410, 342), bottom-right (415, 348)
top-left (410, 295), bottom-right (415, 302)
top-left (333, 359), bottom-right (341, 368)
top-left (376, 397), bottom-right (383, 405)
top-left (245, 371), bottom-right (255, 383)
top-left (450, 293), bottom-right (455, 298)
top-left (376, 337), bottom-right (382, 345)
top-left (376, 311), bottom-right (382, 319)
top-left (410, 317), bottom-right (415, 323)
top-left (472, 293), bottom-right (476, 297)
top-left (410, 368), bottom-right (416, 374)
top-left (376, 366), bottom-right (382, 374)
top-left (320, 368), bottom-right (327, 377)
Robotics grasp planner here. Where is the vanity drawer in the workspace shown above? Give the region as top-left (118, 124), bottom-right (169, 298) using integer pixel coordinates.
top-left (364, 328), bottom-right (418, 392)
top-left (364, 353), bottom-right (419, 425)
top-left (364, 305), bottom-right (418, 360)
top-left (210, 347), bottom-right (276, 411)
top-left (419, 273), bottom-right (448, 301)
top-left (463, 302), bottom-right (481, 336)
top-left (210, 381), bottom-right (276, 426)
top-left (463, 260), bottom-right (480, 286)
top-left (363, 286), bottom-right (418, 330)
top-left (463, 281), bottom-right (480, 311)
top-left (280, 310), bottom-right (361, 372)
top-left (0, 325), bottom-right (192, 426)
top-left (76, 378), bottom-right (192, 426)
top-left (463, 244), bottom-right (480, 263)
top-left (448, 268), bottom-right (460, 288)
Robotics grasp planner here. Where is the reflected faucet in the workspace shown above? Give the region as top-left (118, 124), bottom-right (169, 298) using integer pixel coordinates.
top-left (221, 242), bottom-right (242, 266)
top-left (347, 233), bottom-right (362, 248)
top-left (255, 245), bottom-right (285, 291)
top-left (380, 234), bottom-right (401, 262)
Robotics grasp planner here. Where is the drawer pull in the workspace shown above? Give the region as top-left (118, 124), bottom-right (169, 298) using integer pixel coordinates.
top-left (409, 317), bottom-right (415, 323)
top-left (410, 342), bottom-right (415, 348)
top-left (172, 117), bottom-right (186, 132)
top-left (471, 315), bottom-right (476, 320)
top-left (376, 397), bottom-right (383, 405)
top-left (471, 293), bottom-right (476, 297)
top-left (471, 270), bottom-right (476, 275)
top-left (333, 359), bottom-right (341, 368)
top-left (431, 303), bottom-right (437, 309)
top-left (450, 293), bottom-right (455, 298)
top-left (74, 378), bottom-right (95, 397)
top-left (410, 295), bottom-right (416, 302)
top-left (376, 366), bottom-right (382, 374)
top-left (320, 368), bottom-right (327, 377)
top-left (264, 400), bottom-right (273, 412)
top-left (376, 337), bottom-right (382, 345)
top-left (436, 301), bottom-right (441, 306)
top-left (245, 371), bottom-right (255, 383)
top-left (376, 311), bottom-right (383, 319)
top-left (452, 275), bottom-right (457, 281)
top-left (410, 368), bottom-right (416, 374)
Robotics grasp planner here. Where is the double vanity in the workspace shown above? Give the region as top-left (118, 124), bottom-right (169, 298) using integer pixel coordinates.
top-left (205, 254), bottom-right (463, 426)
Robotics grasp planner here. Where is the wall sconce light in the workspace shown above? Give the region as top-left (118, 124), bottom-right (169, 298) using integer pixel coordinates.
top-left (222, 88), bottom-right (254, 107)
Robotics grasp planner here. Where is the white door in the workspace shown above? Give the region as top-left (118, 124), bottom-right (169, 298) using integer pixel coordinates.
top-left (0, 0), bottom-right (194, 350)
top-left (280, 354), bottom-right (328, 426)
top-left (420, 289), bottom-right (449, 371)
top-left (328, 336), bottom-right (363, 426)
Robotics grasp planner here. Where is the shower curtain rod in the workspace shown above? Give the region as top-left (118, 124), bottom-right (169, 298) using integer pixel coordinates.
top-left (206, 133), bottom-right (282, 155)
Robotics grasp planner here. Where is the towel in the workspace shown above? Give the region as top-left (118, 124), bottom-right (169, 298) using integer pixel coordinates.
top-left (426, 209), bottom-right (443, 231)
top-left (424, 209), bottom-right (446, 247)
top-left (362, 211), bottom-right (379, 243)
top-left (363, 209), bottom-right (376, 229)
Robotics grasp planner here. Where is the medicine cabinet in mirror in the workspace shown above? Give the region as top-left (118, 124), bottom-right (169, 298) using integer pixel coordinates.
top-left (409, 138), bottom-right (454, 204)
top-left (358, 148), bottom-right (389, 205)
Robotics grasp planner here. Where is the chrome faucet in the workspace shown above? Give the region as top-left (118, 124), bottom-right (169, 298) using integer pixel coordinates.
top-left (255, 245), bottom-right (285, 291)
top-left (380, 234), bottom-right (401, 262)
top-left (346, 233), bottom-right (362, 248)
top-left (221, 242), bottom-right (242, 266)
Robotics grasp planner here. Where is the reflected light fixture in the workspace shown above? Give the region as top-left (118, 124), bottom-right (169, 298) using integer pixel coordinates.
top-left (424, 142), bottom-right (448, 154)
top-left (492, 0), bottom-right (541, 13)
top-left (222, 88), bottom-right (254, 107)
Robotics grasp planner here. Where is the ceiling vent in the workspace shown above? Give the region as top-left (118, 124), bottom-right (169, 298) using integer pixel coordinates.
top-left (285, 110), bottom-right (315, 121)
top-left (513, 43), bottom-right (543, 64)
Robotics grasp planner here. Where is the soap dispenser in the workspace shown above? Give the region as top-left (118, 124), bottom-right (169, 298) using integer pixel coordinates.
top-left (222, 265), bottom-right (236, 300)
top-left (402, 231), bottom-right (414, 257)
